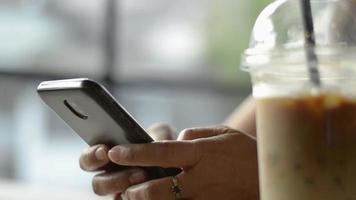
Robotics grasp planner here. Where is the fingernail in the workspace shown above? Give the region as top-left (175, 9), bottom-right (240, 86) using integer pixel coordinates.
top-left (108, 146), bottom-right (122, 161)
top-left (95, 147), bottom-right (107, 161)
top-left (129, 171), bottom-right (146, 184)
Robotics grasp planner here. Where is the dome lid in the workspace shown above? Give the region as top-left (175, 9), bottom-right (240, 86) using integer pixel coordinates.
top-left (242, 0), bottom-right (356, 69)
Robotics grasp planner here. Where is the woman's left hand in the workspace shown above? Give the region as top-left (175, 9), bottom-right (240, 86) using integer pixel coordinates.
top-left (107, 126), bottom-right (259, 200)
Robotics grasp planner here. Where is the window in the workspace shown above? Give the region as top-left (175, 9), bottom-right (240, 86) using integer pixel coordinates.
top-left (0, 0), bottom-right (270, 191)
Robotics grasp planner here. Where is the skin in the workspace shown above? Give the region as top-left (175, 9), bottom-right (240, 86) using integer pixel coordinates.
top-left (224, 96), bottom-right (256, 138)
top-left (79, 97), bottom-right (258, 200)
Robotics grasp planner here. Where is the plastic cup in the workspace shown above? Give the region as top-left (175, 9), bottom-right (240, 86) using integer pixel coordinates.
top-left (242, 0), bottom-right (356, 199)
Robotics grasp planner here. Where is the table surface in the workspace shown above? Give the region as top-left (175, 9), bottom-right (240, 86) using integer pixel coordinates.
top-left (0, 179), bottom-right (111, 200)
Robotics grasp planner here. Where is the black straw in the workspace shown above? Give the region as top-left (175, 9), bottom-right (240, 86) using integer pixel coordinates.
top-left (300, 0), bottom-right (321, 87)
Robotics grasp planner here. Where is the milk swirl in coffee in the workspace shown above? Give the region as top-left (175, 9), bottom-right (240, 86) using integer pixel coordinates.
top-left (257, 95), bottom-right (356, 200)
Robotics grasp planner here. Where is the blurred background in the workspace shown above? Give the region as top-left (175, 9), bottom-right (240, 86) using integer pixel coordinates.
top-left (0, 0), bottom-right (270, 199)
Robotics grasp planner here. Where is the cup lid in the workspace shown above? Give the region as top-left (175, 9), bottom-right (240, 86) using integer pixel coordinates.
top-left (241, 0), bottom-right (356, 70)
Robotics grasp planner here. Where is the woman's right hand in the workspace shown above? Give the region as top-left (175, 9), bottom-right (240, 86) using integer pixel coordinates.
top-left (79, 123), bottom-right (175, 198)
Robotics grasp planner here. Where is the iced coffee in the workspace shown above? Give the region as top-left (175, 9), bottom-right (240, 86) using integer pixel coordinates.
top-left (257, 94), bottom-right (356, 200)
top-left (241, 0), bottom-right (356, 199)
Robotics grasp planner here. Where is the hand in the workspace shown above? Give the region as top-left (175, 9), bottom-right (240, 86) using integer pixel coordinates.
top-left (109, 126), bottom-right (259, 200)
top-left (78, 123), bottom-right (176, 198)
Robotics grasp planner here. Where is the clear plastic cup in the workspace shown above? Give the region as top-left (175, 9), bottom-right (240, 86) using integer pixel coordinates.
top-left (242, 0), bottom-right (356, 199)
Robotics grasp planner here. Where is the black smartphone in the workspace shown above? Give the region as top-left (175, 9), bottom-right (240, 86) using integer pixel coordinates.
top-left (37, 78), bottom-right (180, 179)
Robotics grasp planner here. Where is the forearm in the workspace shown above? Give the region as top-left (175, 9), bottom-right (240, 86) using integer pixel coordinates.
top-left (223, 95), bottom-right (256, 139)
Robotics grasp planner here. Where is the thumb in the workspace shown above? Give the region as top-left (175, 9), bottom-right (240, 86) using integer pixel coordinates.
top-left (108, 140), bottom-right (200, 168)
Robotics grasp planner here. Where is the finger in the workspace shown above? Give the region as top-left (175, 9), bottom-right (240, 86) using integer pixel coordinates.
top-left (92, 168), bottom-right (147, 196)
top-left (108, 141), bottom-right (201, 168)
top-left (122, 173), bottom-right (194, 200)
top-left (80, 145), bottom-right (110, 171)
top-left (177, 126), bottom-right (236, 141)
top-left (147, 123), bottom-right (176, 141)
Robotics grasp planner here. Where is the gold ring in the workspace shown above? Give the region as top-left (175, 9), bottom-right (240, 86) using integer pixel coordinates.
top-left (171, 176), bottom-right (183, 199)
